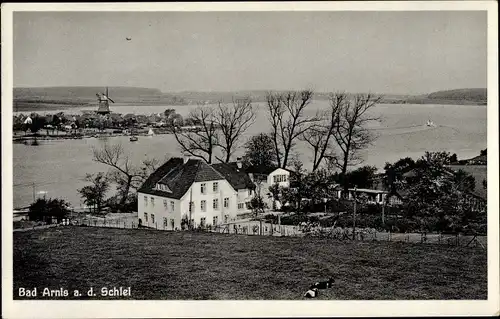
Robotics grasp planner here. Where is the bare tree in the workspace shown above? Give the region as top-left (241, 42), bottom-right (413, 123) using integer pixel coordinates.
top-left (266, 89), bottom-right (316, 169)
top-left (301, 93), bottom-right (345, 171)
top-left (92, 143), bottom-right (159, 208)
top-left (214, 98), bottom-right (256, 163)
top-left (327, 93), bottom-right (382, 194)
top-left (172, 105), bottom-right (218, 164)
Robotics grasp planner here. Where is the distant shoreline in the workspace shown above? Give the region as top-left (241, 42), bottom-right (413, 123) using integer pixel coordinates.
top-left (12, 99), bottom-right (487, 113)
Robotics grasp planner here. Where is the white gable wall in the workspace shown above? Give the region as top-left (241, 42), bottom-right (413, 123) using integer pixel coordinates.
top-left (267, 168), bottom-right (290, 188)
top-left (138, 192), bottom-right (181, 230)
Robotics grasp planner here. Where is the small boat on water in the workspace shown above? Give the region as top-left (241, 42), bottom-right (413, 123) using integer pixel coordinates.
top-left (130, 136), bottom-right (138, 142)
top-left (147, 128), bottom-right (155, 136)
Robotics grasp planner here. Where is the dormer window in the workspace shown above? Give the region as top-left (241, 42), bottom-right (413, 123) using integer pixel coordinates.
top-left (156, 183), bottom-right (170, 192)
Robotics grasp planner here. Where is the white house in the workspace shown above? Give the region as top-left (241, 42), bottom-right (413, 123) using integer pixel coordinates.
top-left (137, 158), bottom-right (255, 230)
top-left (235, 162), bottom-right (292, 210)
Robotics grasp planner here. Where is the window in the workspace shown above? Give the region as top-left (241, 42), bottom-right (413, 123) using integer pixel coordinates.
top-left (144, 212), bottom-right (148, 222)
top-left (163, 217), bottom-right (168, 227)
top-left (273, 174), bottom-right (288, 183)
top-left (213, 182), bottom-right (219, 192)
top-left (213, 216), bottom-right (218, 225)
top-left (144, 196), bottom-right (148, 207)
top-left (163, 199), bottom-right (168, 210)
top-left (151, 214), bottom-right (155, 224)
top-left (170, 201), bottom-right (175, 212)
top-left (200, 217), bottom-right (206, 227)
top-left (213, 199), bottom-right (219, 210)
top-left (238, 203), bottom-right (244, 210)
top-left (170, 218), bottom-right (175, 229)
top-left (151, 197), bottom-right (155, 207)
top-left (201, 200), bottom-right (206, 212)
top-left (224, 197), bottom-right (229, 208)
top-left (189, 201), bottom-right (195, 212)
top-left (200, 183), bottom-right (206, 194)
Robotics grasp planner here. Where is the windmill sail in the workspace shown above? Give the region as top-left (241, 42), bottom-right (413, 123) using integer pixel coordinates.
top-left (96, 87), bottom-right (113, 114)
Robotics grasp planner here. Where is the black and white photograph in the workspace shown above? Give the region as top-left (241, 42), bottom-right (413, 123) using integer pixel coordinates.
top-left (2, 2), bottom-right (498, 318)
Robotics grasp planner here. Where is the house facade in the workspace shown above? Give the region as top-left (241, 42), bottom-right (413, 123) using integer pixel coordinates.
top-left (137, 158), bottom-right (255, 230)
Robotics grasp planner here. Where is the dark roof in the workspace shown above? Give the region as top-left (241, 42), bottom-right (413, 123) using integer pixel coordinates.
top-left (138, 158), bottom-right (225, 199)
top-left (137, 158), bottom-right (183, 197)
top-left (241, 163), bottom-right (294, 176)
top-left (212, 163), bottom-right (256, 190)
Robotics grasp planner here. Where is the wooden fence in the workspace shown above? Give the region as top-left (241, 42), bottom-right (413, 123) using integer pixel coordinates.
top-left (70, 216), bottom-right (486, 249)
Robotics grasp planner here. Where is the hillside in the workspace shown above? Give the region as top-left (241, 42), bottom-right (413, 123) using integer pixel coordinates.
top-left (427, 88), bottom-right (487, 102)
top-left (405, 88), bottom-right (487, 105)
top-left (12, 86), bottom-right (487, 112)
top-left (13, 86), bottom-right (189, 111)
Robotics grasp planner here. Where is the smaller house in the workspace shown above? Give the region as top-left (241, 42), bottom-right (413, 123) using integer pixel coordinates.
top-left (232, 160), bottom-right (292, 210)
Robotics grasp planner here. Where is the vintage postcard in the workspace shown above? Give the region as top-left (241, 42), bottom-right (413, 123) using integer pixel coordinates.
top-left (2, 1), bottom-right (499, 318)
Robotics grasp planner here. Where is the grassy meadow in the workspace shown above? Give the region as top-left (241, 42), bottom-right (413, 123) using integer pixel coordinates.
top-left (13, 226), bottom-right (487, 300)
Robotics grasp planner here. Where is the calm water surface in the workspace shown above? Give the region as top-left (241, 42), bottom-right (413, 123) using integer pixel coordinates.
top-left (13, 102), bottom-right (487, 208)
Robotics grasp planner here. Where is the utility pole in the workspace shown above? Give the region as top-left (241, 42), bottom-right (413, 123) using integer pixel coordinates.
top-left (382, 196), bottom-right (386, 226)
top-left (353, 186), bottom-right (357, 240)
top-left (32, 182), bottom-right (36, 202)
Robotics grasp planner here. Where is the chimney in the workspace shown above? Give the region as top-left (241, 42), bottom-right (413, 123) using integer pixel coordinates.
top-left (236, 157), bottom-right (242, 169)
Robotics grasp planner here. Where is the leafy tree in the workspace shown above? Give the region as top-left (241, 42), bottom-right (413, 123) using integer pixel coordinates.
top-left (164, 109), bottom-right (176, 118)
top-left (242, 133), bottom-right (278, 168)
top-left (480, 148), bottom-right (487, 156)
top-left (78, 172), bottom-right (110, 214)
top-left (449, 153), bottom-right (458, 163)
top-left (482, 179), bottom-right (487, 190)
top-left (401, 152), bottom-right (485, 233)
top-left (28, 198), bottom-right (70, 223)
top-left (29, 114), bottom-right (46, 134)
top-left (247, 193), bottom-right (268, 217)
top-left (268, 183), bottom-right (284, 211)
top-left (383, 157), bottom-right (416, 193)
top-left (345, 165), bottom-right (378, 189)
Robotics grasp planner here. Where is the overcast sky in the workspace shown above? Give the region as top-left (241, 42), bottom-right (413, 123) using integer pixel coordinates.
top-left (13, 11), bottom-right (487, 95)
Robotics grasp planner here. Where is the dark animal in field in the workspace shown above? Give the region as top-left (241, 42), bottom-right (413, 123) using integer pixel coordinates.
top-left (304, 288), bottom-right (319, 298)
top-left (310, 278), bottom-right (335, 289)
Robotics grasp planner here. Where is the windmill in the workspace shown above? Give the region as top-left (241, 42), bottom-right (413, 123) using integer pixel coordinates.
top-left (96, 87), bottom-right (115, 115)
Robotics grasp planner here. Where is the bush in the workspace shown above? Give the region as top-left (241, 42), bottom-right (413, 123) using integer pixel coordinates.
top-left (28, 198), bottom-right (70, 223)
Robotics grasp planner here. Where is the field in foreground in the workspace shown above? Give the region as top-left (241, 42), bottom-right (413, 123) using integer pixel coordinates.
top-left (13, 227), bottom-right (487, 300)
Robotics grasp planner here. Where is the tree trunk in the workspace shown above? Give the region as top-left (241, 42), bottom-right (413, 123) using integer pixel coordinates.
top-left (119, 176), bottom-right (133, 208)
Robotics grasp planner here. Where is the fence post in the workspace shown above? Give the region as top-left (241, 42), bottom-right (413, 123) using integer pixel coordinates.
top-left (438, 232), bottom-right (442, 245)
top-left (456, 233), bottom-right (460, 246)
top-left (388, 230), bottom-right (391, 241)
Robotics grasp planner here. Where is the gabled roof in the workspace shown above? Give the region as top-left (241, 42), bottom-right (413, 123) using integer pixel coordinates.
top-left (138, 158), bottom-right (226, 199)
top-left (239, 163), bottom-right (294, 176)
top-left (211, 162), bottom-right (256, 190)
top-left (137, 157), bottom-right (184, 198)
